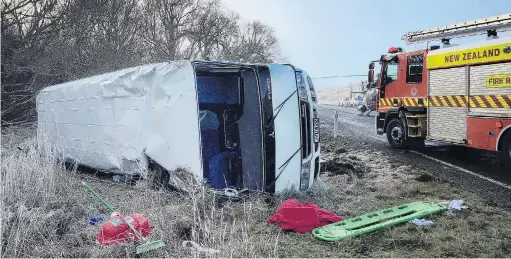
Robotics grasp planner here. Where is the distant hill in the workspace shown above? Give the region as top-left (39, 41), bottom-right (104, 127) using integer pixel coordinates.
top-left (316, 86), bottom-right (354, 105)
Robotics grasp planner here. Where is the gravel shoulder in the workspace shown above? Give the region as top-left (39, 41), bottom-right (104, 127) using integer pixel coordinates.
top-left (320, 106), bottom-right (511, 209)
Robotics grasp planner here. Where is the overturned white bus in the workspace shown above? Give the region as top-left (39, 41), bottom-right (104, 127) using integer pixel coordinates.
top-left (36, 60), bottom-right (320, 193)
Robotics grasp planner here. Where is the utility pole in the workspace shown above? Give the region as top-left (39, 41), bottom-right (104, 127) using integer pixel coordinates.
top-left (349, 82), bottom-right (352, 99)
top-left (334, 110), bottom-right (339, 137)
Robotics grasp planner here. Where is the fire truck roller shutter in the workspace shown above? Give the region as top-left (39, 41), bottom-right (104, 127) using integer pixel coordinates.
top-left (428, 66), bottom-right (468, 144)
top-left (468, 62), bottom-right (511, 117)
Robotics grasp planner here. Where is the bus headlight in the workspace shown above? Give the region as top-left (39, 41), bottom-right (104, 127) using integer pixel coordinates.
top-left (296, 72), bottom-right (308, 101)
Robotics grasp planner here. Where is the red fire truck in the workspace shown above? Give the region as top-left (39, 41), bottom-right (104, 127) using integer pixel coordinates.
top-left (371, 13), bottom-right (511, 166)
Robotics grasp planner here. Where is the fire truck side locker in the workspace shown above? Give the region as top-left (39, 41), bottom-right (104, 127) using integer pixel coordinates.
top-left (466, 61), bottom-right (511, 151)
top-left (427, 66), bottom-right (468, 144)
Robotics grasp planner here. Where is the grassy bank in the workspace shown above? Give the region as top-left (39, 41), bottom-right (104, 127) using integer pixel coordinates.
top-left (1, 129), bottom-right (510, 257)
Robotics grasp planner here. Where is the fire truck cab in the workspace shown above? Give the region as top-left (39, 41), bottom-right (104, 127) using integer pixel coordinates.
top-left (372, 13), bottom-right (511, 167)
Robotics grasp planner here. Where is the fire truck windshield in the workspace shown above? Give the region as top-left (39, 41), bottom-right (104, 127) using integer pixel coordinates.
top-left (382, 61), bottom-right (398, 85)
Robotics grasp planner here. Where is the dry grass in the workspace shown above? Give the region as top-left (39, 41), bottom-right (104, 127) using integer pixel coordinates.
top-left (1, 134), bottom-right (281, 258)
top-left (1, 128), bottom-right (511, 258)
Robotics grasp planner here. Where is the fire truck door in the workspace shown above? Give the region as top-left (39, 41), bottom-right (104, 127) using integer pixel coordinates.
top-left (428, 67), bottom-right (468, 144)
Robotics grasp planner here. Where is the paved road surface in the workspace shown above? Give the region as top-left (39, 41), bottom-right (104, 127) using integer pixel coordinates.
top-left (319, 105), bottom-right (511, 209)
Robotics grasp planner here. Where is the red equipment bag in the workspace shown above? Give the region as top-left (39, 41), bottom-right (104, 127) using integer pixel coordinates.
top-left (97, 213), bottom-right (152, 246)
top-left (268, 199), bottom-right (344, 233)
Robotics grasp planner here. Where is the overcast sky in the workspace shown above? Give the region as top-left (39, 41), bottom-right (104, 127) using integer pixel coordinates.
top-left (221, 0), bottom-right (510, 89)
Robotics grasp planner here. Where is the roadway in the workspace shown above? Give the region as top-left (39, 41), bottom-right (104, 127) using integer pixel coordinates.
top-left (319, 105), bottom-right (511, 209)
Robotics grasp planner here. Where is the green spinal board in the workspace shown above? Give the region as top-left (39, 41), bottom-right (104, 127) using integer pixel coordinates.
top-left (312, 201), bottom-right (447, 242)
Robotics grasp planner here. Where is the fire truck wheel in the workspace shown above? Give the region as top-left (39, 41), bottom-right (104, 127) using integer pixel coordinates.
top-left (386, 118), bottom-right (406, 149)
top-left (499, 132), bottom-right (511, 167)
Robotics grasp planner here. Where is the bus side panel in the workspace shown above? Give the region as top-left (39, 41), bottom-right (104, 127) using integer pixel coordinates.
top-left (267, 64), bottom-right (302, 193)
top-left (144, 61), bottom-right (203, 180)
top-left (36, 63), bottom-right (168, 175)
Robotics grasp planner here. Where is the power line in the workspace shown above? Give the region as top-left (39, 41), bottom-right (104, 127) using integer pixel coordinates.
top-left (312, 74), bottom-right (366, 79)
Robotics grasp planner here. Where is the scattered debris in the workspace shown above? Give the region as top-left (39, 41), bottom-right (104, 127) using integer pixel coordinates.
top-left (167, 168), bottom-right (201, 194)
top-left (438, 199), bottom-right (469, 211)
top-left (348, 155), bottom-right (360, 161)
top-left (97, 213), bottom-right (152, 246)
top-left (410, 218), bottom-right (435, 226)
top-left (322, 156), bottom-right (367, 177)
top-left (268, 199), bottom-right (343, 233)
top-left (415, 173), bottom-right (435, 182)
top-left (448, 200), bottom-right (468, 211)
top-left (182, 241), bottom-right (220, 254)
top-left (82, 181), bottom-right (165, 254)
top-left (312, 201), bottom-right (447, 241)
top-left (214, 188), bottom-right (250, 204)
top-left (335, 148), bottom-right (347, 154)
top-left (89, 216), bottom-right (104, 225)
top-left (112, 174), bottom-right (138, 185)
top-left (112, 175), bottom-right (127, 183)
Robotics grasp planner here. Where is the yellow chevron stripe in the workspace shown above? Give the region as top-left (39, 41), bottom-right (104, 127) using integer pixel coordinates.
top-left (439, 96), bottom-right (449, 107)
top-left (431, 97), bottom-right (438, 106)
top-left (468, 97), bottom-right (477, 108)
top-left (485, 96), bottom-right (498, 108)
top-left (380, 98), bottom-right (390, 107)
top-left (474, 96), bottom-right (487, 108)
top-left (455, 96), bottom-right (466, 107)
top-left (496, 96), bottom-right (511, 108)
top-left (382, 95), bottom-right (511, 108)
top-left (378, 95), bottom-right (511, 108)
top-left (446, 96), bottom-right (456, 107)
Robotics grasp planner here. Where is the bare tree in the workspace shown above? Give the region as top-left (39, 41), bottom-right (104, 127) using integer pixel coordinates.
top-left (219, 21), bottom-right (282, 63)
top-left (185, 0), bottom-right (239, 60)
top-left (59, 0), bottom-right (144, 77)
top-left (1, 0), bottom-right (283, 126)
top-left (140, 0), bottom-right (199, 61)
top-left (1, 0), bottom-right (69, 125)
